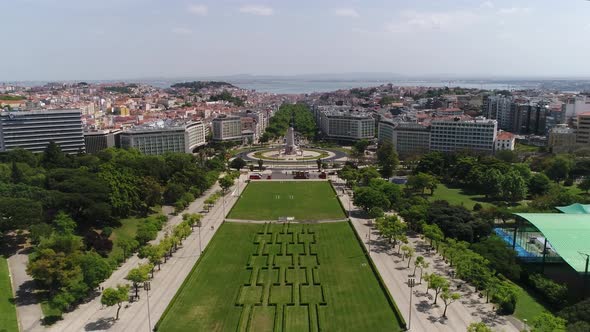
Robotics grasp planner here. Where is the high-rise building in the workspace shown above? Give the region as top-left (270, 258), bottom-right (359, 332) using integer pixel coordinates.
top-left (120, 120), bottom-right (206, 155)
top-left (430, 118), bottom-right (497, 154)
top-left (318, 108), bottom-right (375, 141)
top-left (483, 95), bottom-right (513, 130)
top-left (0, 109), bottom-right (85, 153)
top-left (576, 112), bottom-right (590, 145)
top-left (511, 103), bottom-right (547, 135)
top-left (212, 115), bottom-right (242, 142)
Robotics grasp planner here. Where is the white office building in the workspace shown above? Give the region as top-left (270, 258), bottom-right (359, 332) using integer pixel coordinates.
top-left (120, 120), bottom-right (206, 155)
top-left (0, 109), bottom-right (85, 153)
top-left (430, 118), bottom-right (498, 154)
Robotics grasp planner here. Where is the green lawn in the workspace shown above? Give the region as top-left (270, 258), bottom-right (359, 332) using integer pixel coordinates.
top-left (513, 283), bottom-right (550, 323)
top-left (108, 216), bottom-right (143, 259)
top-left (429, 184), bottom-right (493, 210)
top-left (228, 181), bottom-right (346, 221)
top-left (0, 256), bottom-right (18, 332)
top-left (157, 222), bottom-right (404, 332)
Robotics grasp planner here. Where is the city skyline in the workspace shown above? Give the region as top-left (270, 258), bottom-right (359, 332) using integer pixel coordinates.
top-left (2, 0), bottom-right (590, 81)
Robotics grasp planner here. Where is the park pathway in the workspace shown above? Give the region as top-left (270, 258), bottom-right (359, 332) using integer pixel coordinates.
top-left (333, 179), bottom-right (521, 332)
top-left (46, 175), bottom-right (244, 332)
top-left (8, 247), bottom-right (44, 332)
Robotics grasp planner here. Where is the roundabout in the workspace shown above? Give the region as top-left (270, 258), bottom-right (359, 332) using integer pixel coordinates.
top-left (236, 146), bottom-right (348, 165)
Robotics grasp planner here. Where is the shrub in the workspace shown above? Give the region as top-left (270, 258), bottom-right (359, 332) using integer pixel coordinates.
top-left (528, 273), bottom-right (568, 308)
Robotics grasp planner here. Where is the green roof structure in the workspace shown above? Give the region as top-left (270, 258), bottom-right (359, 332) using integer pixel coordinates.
top-left (555, 203), bottom-right (590, 214)
top-left (515, 213), bottom-right (590, 273)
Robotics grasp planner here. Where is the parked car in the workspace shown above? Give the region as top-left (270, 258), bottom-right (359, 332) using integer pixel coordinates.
top-left (249, 173), bottom-right (262, 180)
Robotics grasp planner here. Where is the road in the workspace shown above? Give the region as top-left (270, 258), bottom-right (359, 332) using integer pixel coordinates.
top-left (47, 176), bottom-right (243, 332)
top-left (334, 180), bottom-right (521, 332)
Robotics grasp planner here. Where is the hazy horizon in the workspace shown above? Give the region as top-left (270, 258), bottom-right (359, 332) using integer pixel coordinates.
top-left (2, 0), bottom-right (590, 81)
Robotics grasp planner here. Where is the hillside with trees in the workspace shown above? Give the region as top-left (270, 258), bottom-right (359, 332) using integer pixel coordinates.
top-left (171, 81), bottom-right (236, 91)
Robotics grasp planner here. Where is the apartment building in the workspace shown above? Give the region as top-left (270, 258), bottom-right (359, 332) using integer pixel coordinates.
top-left (0, 109), bottom-right (85, 153)
top-left (212, 115), bottom-right (242, 142)
top-left (549, 124), bottom-right (576, 154)
top-left (430, 118), bottom-right (497, 154)
top-left (483, 95), bottom-right (513, 130)
top-left (576, 112), bottom-right (590, 145)
top-left (120, 120), bottom-right (206, 155)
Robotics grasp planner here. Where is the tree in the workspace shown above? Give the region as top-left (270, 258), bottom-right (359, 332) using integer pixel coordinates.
top-left (358, 167), bottom-right (381, 186)
top-left (101, 284), bottom-right (130, 320)
top-left (545, 156), bottom-right (573, 183)
top-left (375, 215), bottom-right (406, 248)
top-left (471, 236), bottom-right (521, 279)
top-left (407, 172), bottom-right (438, 195)
top-left (440, 288), bottom-right (461, 317)
top-left (125, 264), bottom-right (151, 299)
top-left (219, 176), bottom-right (234, 193)
top-left (353, 187), bottom-right (389, 212)
top-left (376, 141), bottom-right (399, 178)
top-left (466, 322), bottom-right (493, 332)
top-left (530, 313), bottom-right (566, 332)
top-left (118, 238), bottom-right (139, 258)
top-left (501, 170), bottom-right (527, 203)
top-left (368, 207), bottom-right (384, 220)
top-left (229, 157), bottom-right (246, 170)
top-left (579, 177), bottom-right (590, 194)
top-left (402, 245), bottom-right (415, 268)
top-left (78, 251), bottom-right (112, 289)
top-left (429, 273), bottom-right (449, 305)
top-left (258, 159), bottom-right (264, 171)
top-left (353, 139), bottom-right (370, 162)
top-left (414, 256), bottom-right (429, 283)
top-left (316, 158), bottom-right (322, 171)
top-left (529, 173), bottom-right (552, 196)
top-left (422, 224), bottom-right (444, 249)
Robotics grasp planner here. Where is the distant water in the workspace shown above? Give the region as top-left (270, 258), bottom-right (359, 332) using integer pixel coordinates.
top-left (227, 79), bottom-right (528, 94)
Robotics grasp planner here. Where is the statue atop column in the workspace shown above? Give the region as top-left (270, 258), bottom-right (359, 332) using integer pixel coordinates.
top-left (284, 112), bottom-right (297, 155)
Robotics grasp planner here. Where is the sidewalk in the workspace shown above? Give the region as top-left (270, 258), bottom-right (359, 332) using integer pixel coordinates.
top-left (336, 184), bottom-right (520, 332)
top-left (8, 247), bottom-right (43, 332)
top-left (47, 176), bottom-right (243, 332)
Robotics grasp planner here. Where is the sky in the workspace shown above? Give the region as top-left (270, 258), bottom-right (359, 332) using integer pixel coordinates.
top-left (2, 0), bottom-right (590, 81)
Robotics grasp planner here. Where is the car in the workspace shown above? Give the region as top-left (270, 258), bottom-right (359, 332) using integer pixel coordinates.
top-left (249, 173), bottom-right (262, 180)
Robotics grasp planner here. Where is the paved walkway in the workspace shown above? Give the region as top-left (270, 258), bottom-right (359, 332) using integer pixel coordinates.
top-left (8, 247), bottom-right (44, 332)
top-left (335, 183), bottom-right (521, 332)
top-left (46, 176), bottom-right (244, 332)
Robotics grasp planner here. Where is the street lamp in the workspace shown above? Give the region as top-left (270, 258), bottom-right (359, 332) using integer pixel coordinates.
top-left (407, 278), bottom-right (415, 330)
top-left (144, 281), bottom-right (152, 332)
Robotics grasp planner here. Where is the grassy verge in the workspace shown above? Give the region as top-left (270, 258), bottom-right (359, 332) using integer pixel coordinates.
top-left (512, 282), bottom-right (551, 323)
top-left (108, 216), bottom-right (143, 260)
top-left (0, 256), bottom-right (18, 332)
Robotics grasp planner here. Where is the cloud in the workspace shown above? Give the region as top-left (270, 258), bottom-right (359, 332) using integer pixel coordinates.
top-left (386, 10), bottom-right (479, 33)
top-left (334, 8), bottom-right (359, 18)
top-left (188, 4), bottom-right (208, 16)
top-left (172, 27), bottom-right (192, 35)
top-left (239, 5), bottom-right (274, 16)
top-left (480, 1), bottom-right (494, 9)
top-left (498, 7), bottom-right (531, 15)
